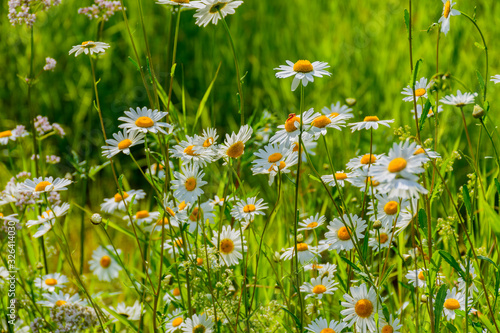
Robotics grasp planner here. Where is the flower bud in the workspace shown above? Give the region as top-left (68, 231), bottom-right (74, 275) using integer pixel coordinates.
top-left (421, 294), bottom-right (428, 303)
top-left (473, 104), bottom-right (485, 119)
top-left (373, 220), bottom-right (382, 229)
top-left (345, 98), bottom-right (357, 107)
top-left (296, 234), bottom-right (304, 243)
top-left (90, 213), bottom-right (102, 225)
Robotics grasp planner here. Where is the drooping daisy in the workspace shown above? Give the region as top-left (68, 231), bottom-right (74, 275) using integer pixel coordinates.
top-left (321, 170), bottom-right (352, 188)
top-left (440, 90), bottom-right (477, 107)
top-left (88, 246), bottom-right (122, 281)
top-left (281, 241), bottom-right (319, 264)
top-left (100, 189), bottom-right (146, 213)
top-left (125, 210), bottom-right (161, 226)
top-left (491, 75), bottom-right (500, 84)
top-left (208, 194), bottom-right (230, 208)
top-left (193, 0), bottom-right (243, 27)
top-left (290, 133), bottom-right (318, 162)
top-left (108, 300), bottom-right (142, 322)
top-left (442, 287), bottom-right (468, 320)
top-left (118, 107), bottom-right (172, 134)
top-left (181, 313), bottom-right (214, 333)
top-left (378, 315), bottom-right (402, 333)
top-left (69, 41), bottom-right (110, 57)
top-left (298, 213), bottom-right (326, 232)
top-left (230, 196), bottom-right (268, 225)
top-left (101, 130), bottom-right (145, 158)
top-left (163, 237), bottom-right (186, 256)
top-left (401, 77), bottom-right (431, 102)
top-left (218, 124), bottom-right (253, 163)
top-left (164, 309), bottom-right (185, 333)
top-left (20, 176), bottom-right (72, 193)
top-left (171, 135), bottom-right (214, 167)
top-left (38, 291), bottom-right (82, 307)
top-left (347, 153), bottom-right (384, 170)
top-left (412, 104), bottom-right (444, 120)
top-left (212, 225), bottom-right (246, 266)
top-left (157, 0), bottom-right (200, 8)
top-left (274, 60), bottom-right (331, 91)
top-left (305, 317), bottom-right (347, 333)
top-left (26, 202), bottom-right (71, 238)
top-left (438, 0), bottom-right (460, 36)
top-left (171, 164), bottom-right (207, 204)
top-left (270, 109), bottom-right (319, 145)
top-left (348, 167), bottom-right (381, 194)
top-left (321, 101), bottom-right (354, 120)
top-left (349, 116), bottom-right (394, 132)
top-left (341, 284), bottom-right (381, 333)
top-left (34, 273), bottom-right (68, 292)
top-left (197, 127), bottom-right (219, 156)
top-left (300, 276), bottom-right (338, 299)
top-left (368, 225), bottom-right (393, 250)
top-left (323, 214), bottom-right (367, 251)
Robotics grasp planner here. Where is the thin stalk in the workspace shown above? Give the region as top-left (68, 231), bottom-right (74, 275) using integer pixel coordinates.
top-left (166, 8), bottom-right (181, 117)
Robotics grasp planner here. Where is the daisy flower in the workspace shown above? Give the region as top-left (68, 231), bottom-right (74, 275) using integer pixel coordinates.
top-left (171, 164), bottom-right (208, 204)
top-left (274, 59), bottom-right (331, 91)
top-left (108, 300), bottom-right (142, 322)
top-left (101, 130), bottom-right (145, 158)
top-left (458, 261), bottom-right (478, 296)
top-left (20, 176), bottom-right (72, 193)
top-left (181, 313), bottom-right (214, 333)
top-left (100, 189), bottom-right (146, 213)
top-left (88, 246), bottom-right (122, 281)
top-left (193, 0), bottom-right (243, 27)
top-left (406, 269), bottom-right (428, 289)
top-left (208, 194), bottom-right (230, 208)
top-left (164, 287), bottom-right (183, 303)
top-left (438, 0), bottom-right (460, 36)
top-left (348, 167), bottom-right (382, 193)
top-left (0, 126), bottom-right (27, 145)
top-left (157, 0), bottom-right (200, 8)
top-left (440, 90), bottom-right (477, 107)
top-left (164, 237), bottom-right (186, 256)
top-left (323, 214), bottom-right (367, 252)
top-left (309, 112), bottom-right (346, 138)
top-left (197, 127), bottom-right (219, 155)
top-left (412, 145), bottom-right (440, 164)
top-left (270, 109), bottom-right (319, 145)
top-left (321, 170), bottom-right (352, 188)
top-left (346, 153), bottom-right (383, 170)
top-left (379, 315), bottom-right (402, 333)
top-left (38, 291), bottom-right (82, 307)
top-left (321, 101), bottom-right (354, 120)
top-left (442, 287), bottom-right (468, 320)
top-left (118, 107), bottom-right (172, 134)
top-left (349, 116), bottom-right (394, 132)
top-left (412, 104), bottom-right (444, 119)
top-left (367, 194), bottom-right (409, 227)
top-left (341, 283), bottom-right (381, 333)
top-left (26, 202), bottom-right (70, 228)
top-left (218, 124), bottom-right (253, 162)
top-left (298, 213), bottom-right (326, 232)
top-left (184, 201), bottom-right (216, 232)
top-left (212, 225), bottom-right (246, 266)
top-left (281, 242), bottom-right (319, 264)
top-left (170, 135), bottom-right (213, 167)
top-left (300, 276), bottom-right (338, 300)
top-left (164, 309), bottom-right (185, 333)
top-left (69, 41), bottom-right (110, 56)
top-left (305, 317), bottom-right (347, 333)
top-left (401, 77), bottom-right (431, 102)
top-left (491, 75), bottom-right (500, 84)
top-left (230, 196), bottom-right (268, 224)
top-left (125, 210), bottom-right (161, 226)
top-left (34, 273), bottom-right (68, 292)
top-left (252, 143), bottom-right (293, 172)
top-left (368, 225), bottom-right (393, 250)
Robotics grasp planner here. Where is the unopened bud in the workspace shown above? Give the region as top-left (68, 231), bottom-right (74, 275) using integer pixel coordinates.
top-left (37, 262), bottom-right (44, 270)
top-left (273, 252), bottom-right (281, 263)
top-left (402, 254), bottom-right (412, 265)
top-left (91, 213), bottom-right (102, 225)
top-left (346, 98), bottom-right (357, 107)
top-left (421, 294), bottom-right (428, 303)
top-left (296, 234), bottom-right (304, 243)
top-left (473, 104), bottom-right (485, 119)
top-left (373, 220), bottom-right (382, 229)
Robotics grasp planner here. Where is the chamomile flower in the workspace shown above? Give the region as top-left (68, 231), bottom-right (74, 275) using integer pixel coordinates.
top-left (164, 238), bottom-right (185, 256)
top-left (341, 283), bottom-right (381, 333)
top-left (347, 153), bottom-right (384, 170)
top-left (165, 309), bottom-right (185, 333)
top-left (442, 288), bottom-right (468, 320)
top-left (157, 0), bottom-right (200, 8)
top-left (412, 104), bottom-right (444, 120)
top-left (438, 0), bottom-right (460, 36)
top-left (406, 269), bottom-right (429, 289)
top-left (367, 194), bottom-right (409, 227)
top-left (208, 195), bottom-right (229, 208)
top-left (0, 127), bottom-right (27, 145)
top-left (218, 124), bottom-right (253, 163)
top-left (281, 242), bottom-right (319, 264)
top-left (118, 107), bottom-right (172, 134)
top-left (26, 202), bottom-right (70, 227)
top-left (164, 287), bottom-right (183, 303)
top-left (321, 170), bottom-right (352, 188)
top-left (101, 130), bottom-right (145, 158)
top-left (300, 276), bottom-right (338, 299)
top-left (491, 75), bottom-right (500, 84)
top-left (193, 0), bottom-right (243, 27)
top-left (349, 116), bottom-right (394, 132)
top-left (368, 225), bottom-right (393, 250)
top-left (184, 201), bottom-right (216, 232)
top-left (100, 189), bottom-right (146, 213)
top-left (412, 145), bottom-right (440, 164)
top-left (147, 216), bottom-right (178, 232)
top-left (125, 210), bottom-right (161, 226)
top-left (211, 225), bottom-right (246, 266)
top-left (182, 313), bottom-right (214, 333)
top-left (290, 133), bottom-right (318, 162)
top-left (321, 101), bottom-right (354, 120)
top-left (88, 246), bottom-right (122, 281)
top-left (171, 164), bottom-right (207, 204)
top-left (323, 214), bottom-right (367, 251)
top-left (274, 60), bottom-right (331, 91)
top-left (108, 301), bottom-right (142, 322)
top-left (197, 127), bottom-right (219, 155)
top-left (34, 273), bottom-right (68, 292)
top-left (401, 77), bottom-right (431, 102)
top-left (38, 291), bottom-right (82, 307)
top-left (298, 213), bottom-right (326, 232)
top-left (458, 261), bottom-right (478, 295)
top-left (171, 135), bottom-right (213, 167)
top-left (69, 41), bottom-right (110, 56)
top-left (230, 197), bottom-right (268, 224)
top-left (309, 112), bottom-right (346, 138)
top-left (440, 90), bottom-right (477, 106)
top-left (20, 176), bottom-right (72, 193)
top-left (378, 315), bottom-right (402, 333)
top-left (306, 317), bottom-right (347, 333)
top-left (271, 109), bottom-right (319, 145)
top-left (349, 167), bottom-right (381, 193)
top-left (252, 143), bottom-right (293, 173)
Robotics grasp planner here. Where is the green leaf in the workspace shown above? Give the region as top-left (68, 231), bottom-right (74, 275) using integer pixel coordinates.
top-left (476, 70), bottom-right (485, 96)
top-left (477, 255), bottom-right (498, 270)
top-left (404, 9), bottom-right (410, 34)
top-left (341, 256), bottom-right (362, 273)
top-left (412, 59), bottom-right (423, 87)
top-left (127, 56), bottom-right (140, 71)
top-left (88, 161), bottom-right (110, 181)
top-left (474, 42), bottom-right (485, 50)
top-left (462, 185), bottom-right (472, 218)
top-left (434, 284), bottom-right (447, 331)
top-left (445, 322), bottom-right (458, 333)
top-left (193, 62), bottom-right (222, 130)
top-left (418, 208), bottom-right (428, 236)
top-left (280, 307), bottom-right (301, 330)
top-left (495, 178), bottom-right (500, 195)
top-left (439, 250), bottom-right (465, 279)
top-left (419, 99), bottom-right (432, 131)
top-left (379, 264), bottom-right (396, 287)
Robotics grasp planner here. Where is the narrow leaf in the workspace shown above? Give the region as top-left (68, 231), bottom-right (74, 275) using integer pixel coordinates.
top-left (439, 250), bottom-right (465, 279)
top-left (418, 208), bottom-right (428, 236)
top-left (193, 62), bottom-right (222, 130)
top-left (404, 9), bottom-right (410, 34)
top-left (462, 185), bottom-right (472, 218)
top-left (434, 284), bottom-right (447, 331)
top-left (419, 99), bottom-right (432, 131)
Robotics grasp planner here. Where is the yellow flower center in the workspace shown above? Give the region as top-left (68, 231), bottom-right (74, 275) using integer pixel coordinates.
top-left (293, 60), bottom-right (314, 73)
top-left (45, 278), bottom-right (58, 286)
top-left (384, 201), bottom-right (399, 215)
top-left (135, 116), bottom-right (154, 128)
top-left (243, 204), bottom-right (256, 213)
top-left (178, 201), bottom-right (187, 211)
top-left (444, 0), bottom-right (451, 18)
top-left (196, 258), bottom-right (203, 265)
top-left (312, 284), bottom-right (327, 294)
top-left (166, 207), bottom-right (176, 216)
top-left (292, 142), bottom-right (300, 152)
top-left (185, 177), bottom-right (197, 191)
top-left (100, 256), bottom-right (112, 268)
top-left (379, 233), bottom-right (389, 244)
top-left (172, 317), bottom-right (183, 327)
top-left (363, 116), bottom-right (379, 122)
top-left (335, 172), bottom-right (348, 180)
top-left (203, 137), bottom-right (214, 147)
top-left (354, 299), bottom-right (374, 318)
top-left (189, 207), bottom-right (200, 221)
top-left (118, 139), bottom-right (132, 150)
top-left (156, 218), bottom-right (169, 225)
top-left (220, 239), bottom-right (235, 254)
top-left (307, 222), bottom-right (318, 228)
top-left (172, 0), bottom-right (189, 3)
top-left (320, 329), bottom-right (335, 333)
top-left (35, 181), bottom-right (52, 192)
top-left (268, 152), bottom-right (283, 163)
top-left (226, 141), bottom-right (244, 158)
top-left (297, 243), bottom-right (309, 251)
top-left (330, 112), bottom-right (340, 118)
top-left (382, 325), bottom-right (394, 333)
top-left (184, 145), bottom-right (198, 156)
top-left (414, 148), bottom-right (425, 155)
top-left (444, 298), bottom-right (461, 310)
top-left (55, 300), bottom-right (67, 306)
top-left (209, 2), bottom-right (227, 13)
top-left (285, 114), bottom-right (300, 132)
top-left (114, 192), bottom-right (129, 202)
top-left (312, 115), bottom-right (332, 128)
top-left (193, 324), bottom-right (206, 333)
top-left (360, 154), bottom-right (376, 165)
top-left (81, 41), bottom-right (95, 47)
top-left (175, 239), bottom-right (183, 247)
top-left (418, 271), bottom-right (426, 281)
top-left (366, 177), bottom-right (380, 187)
top-left (136, 210), bottom-right (149, 219)
top-left (415, 88), bottom-right (426, 97)
top-left (0, 130), bottom-right (12, 138)
top-left (387, 157), bottom-right (407, 173)
top-left (173, 287), bottom-right (181, 296)
top-left (337, 226), bottom-right (351, 241)
top-left (312, 264), bottom-right (323, 269)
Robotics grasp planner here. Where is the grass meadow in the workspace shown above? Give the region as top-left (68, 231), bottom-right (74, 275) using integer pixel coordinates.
top-left (2, 0), bottom-right (500, 332)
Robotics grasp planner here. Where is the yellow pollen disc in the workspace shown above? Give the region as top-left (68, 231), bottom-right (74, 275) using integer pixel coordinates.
top-left (293, 60), bottom-right (314, 73)
top-left (0, 130), bottom-right (12, 138)
top-left (172, 0), bottom-right (189, 3)
top-left (172, 317), bottom-right (183, 327)
top-left (175, 239), bottom-right (183, 247)
top-left (320, 329), bottom-right (335, 333)
top-left (45, 278), bottom-right (58, 286)
top-left (414, 148), bottom-right (425, 155)
top-left (444, 298), bottom-right (460, 310)
top-left (226, 141), bottom-right (244, 158)
top-left (279, 161), bottom-right (286, 170)
top-left (363, 116), bottom-right (380, 122)
top-left (335, 172), bottom-right (348, 180)
top-left (178, 201), bottom-right (187, 211)
top-left (312, 284), bottom-right (327, 294)
top-left (285, 116), bottom-right (300, 132)
top-left (418, 271), bottom-right (426, 281)
top-left (220, 239), bottom-right (235, 254)
top-left (184, 177), bottom-right (197, 191)
top-left (159, 164), bottom-right (165, 170)
top-left (330, 112), bottom-right (339, 118)
top-left (379, 233), bottom-right (389, 244)
top-left (81, 41), bottom-right (94, 47)
top-left (312, 115), bottom-right (332, 128)
top-left (387, 157), bottom-right (407, 173)
top-left (268, 152), bottom-right (283, 163)
top-left (189, 207), bottom-right (200, 221)
top-left (196, 258), bottom-right (203, 265)
top-left (297, 243), bottom-right (309, 251)
top-left (136, 210), bottom-right (149, 219)
top-left (184, 145), bottom-right (199, 156)
top-left (35, 181), bottom-right (52, 192)
top-left (337, 226), bottom-right (351, 241)
top-left (114, 192), bottom-right (129, 202)
top-left (203, 137), bottom-right (214, 147)
top-left (193, 324), bottom-right (206, 333)
top-left (444, 0), bottom-right (451, 18)
top-left (209, 2), bottom-right (227, 13)
top-left (382, 325), bottom-right (394, 333)
top-left (0, 213), bottom-right (3, 218)
top-left (293, 142), bottom-right (300, 152)
top-left (156, 218), bottom-right (169, 225)
top-left (415, 88), bottom-right (426, 97)
top-left (166, 207), bottom-right (176, 216)
top-left (55, 300), bottom-right (67, 306)
top-left (307, 222), bottom-right (318, 228)
top-left (384, 201), bottom-right (399, 215)
top-left (118, 139), bottom-right (132, 150)
top-left (135, 116), bottom-right (154, 128)
top-left (354, 299), bottom-right (374, 318)
top-left (100, 256), bottom-right (112, 268)
top-left (243, 204), bottom-right (256, 213)
top-left (360, 154), bottom-right (376, 165)
top-left (173, 287), bottom-right (181, 296)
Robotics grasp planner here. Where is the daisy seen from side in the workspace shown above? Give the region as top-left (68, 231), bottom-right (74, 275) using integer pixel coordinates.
top-left (193, 0), bottom-right (243, 27)
top-left (101, 130), bottom-right (145, 158)
top-left (69, 41), bottom-right (110, 56)
top-left (274, 60), bottom-right (331, 91)
top-left (300, 276), bottom-right (338, 300)
top-left (118, 107), bottom-right (172, 134)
